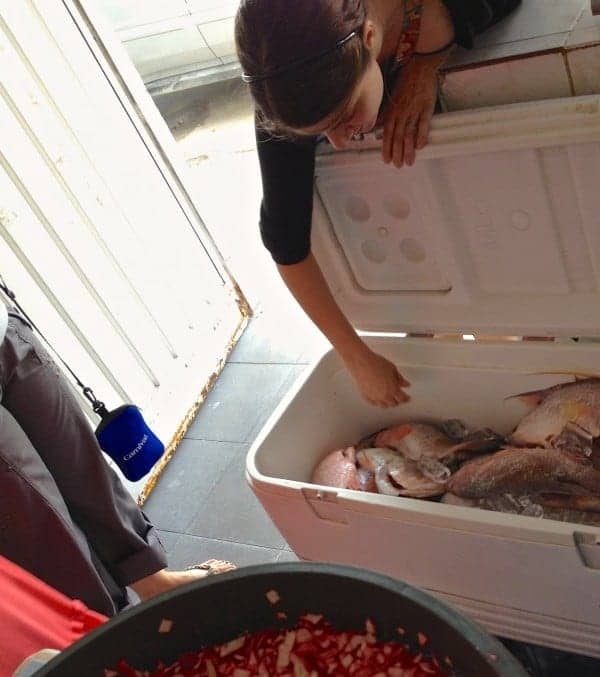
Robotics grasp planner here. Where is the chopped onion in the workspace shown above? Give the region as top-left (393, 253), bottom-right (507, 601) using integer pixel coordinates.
top-left (266, 589), bottom-right (281, 604)
top-left (157, 619), bottom-right (173, 634)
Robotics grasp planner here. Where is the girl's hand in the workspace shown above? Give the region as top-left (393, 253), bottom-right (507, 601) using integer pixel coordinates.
top-left (345, 347), bottom-right (410, 408)
top-left (381, 56), bottom-right (440, 168)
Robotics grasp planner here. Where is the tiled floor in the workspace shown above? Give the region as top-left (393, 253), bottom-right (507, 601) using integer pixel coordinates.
top-left (144, 359), bottom-right (306, 567)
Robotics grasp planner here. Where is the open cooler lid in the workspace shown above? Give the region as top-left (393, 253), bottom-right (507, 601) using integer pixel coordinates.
top-left (313, 95), bottom-right (600, 337)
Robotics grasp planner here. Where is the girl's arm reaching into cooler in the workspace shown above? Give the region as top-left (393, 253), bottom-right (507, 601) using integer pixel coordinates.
top-left (277, 253), bottom-right (410, 408)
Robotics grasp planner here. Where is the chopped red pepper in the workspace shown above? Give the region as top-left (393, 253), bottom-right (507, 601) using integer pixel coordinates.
top-left (111, 615), bottom-right (447, 676)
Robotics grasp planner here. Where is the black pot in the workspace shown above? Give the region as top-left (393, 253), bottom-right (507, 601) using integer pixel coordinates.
top-left (38, 563), bottom-right (527, 676)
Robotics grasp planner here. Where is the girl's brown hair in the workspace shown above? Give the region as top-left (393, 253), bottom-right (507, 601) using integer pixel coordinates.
top-left (235, 0), bottom-right (370, 132)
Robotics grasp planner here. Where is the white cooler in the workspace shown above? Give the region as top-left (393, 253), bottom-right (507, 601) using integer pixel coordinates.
top-left (247, 95), bottom-right (600, 658)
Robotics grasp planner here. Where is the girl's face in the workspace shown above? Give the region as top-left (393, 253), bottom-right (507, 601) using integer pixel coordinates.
top-left (298, 55), bottom-right (384, 148)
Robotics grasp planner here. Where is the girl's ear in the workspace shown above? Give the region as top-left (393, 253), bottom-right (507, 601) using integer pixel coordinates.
top-left (362, 19), bottom-right (378, 52)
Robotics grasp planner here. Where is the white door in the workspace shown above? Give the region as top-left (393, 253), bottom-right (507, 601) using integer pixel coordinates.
top-left (0, 0), bottom-right (248, 500)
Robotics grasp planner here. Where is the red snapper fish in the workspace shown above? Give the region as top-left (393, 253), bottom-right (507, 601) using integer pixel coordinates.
top-left (355, 448), bottom-right (446, 498)
top-left (311, 447), bottom-right (375, 492)
top-left (358, 420), bottom-right (503, 484)
top-left (508, 378), bottom-right (600, 464)
top-left (447, 446), bottom-right (600, 499)
top-left (375, 422), bottom-right (502, 463)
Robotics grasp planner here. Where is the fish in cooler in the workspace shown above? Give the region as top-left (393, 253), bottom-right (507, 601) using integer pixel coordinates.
top-left (509, 378), bottom-right (600, 466)
top-left (311, 446), bottom-right (376, 492)
top-left (311, 439), bottom-right (449, 498)
top-left (447, 446), bottom-right (600, 498)
top-left (310, 377), bottom-right (600, 526)
top-left (355, 447), bottom-right (446, 498)
top-left (360, 420), bottom-right (503, 483)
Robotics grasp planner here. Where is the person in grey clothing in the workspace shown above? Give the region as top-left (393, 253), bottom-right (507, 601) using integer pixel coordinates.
top-left (0, 302), bottom-right (233, 617)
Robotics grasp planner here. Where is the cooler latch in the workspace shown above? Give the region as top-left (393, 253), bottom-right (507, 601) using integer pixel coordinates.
top-left (302, 488), bottom-right (348, 525)
top-left (574, 532), bottom-right (600, 570)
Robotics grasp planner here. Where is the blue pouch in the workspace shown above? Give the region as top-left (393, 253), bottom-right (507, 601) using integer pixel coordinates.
top-left (95, 404), bottom-right (164, 482)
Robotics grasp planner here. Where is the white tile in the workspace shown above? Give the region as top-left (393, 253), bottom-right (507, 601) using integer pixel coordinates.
top-left (472, 0), bottom-right (585, 47)
top-left (197, 18), bottom-right (236, 60)
top-left (567, 2), bottom-right (600, 47)
top-left (97, 0), bottom-right (189, 32)
top-left (446, 1), bottom-right (590, 70)
top-left (124, 27), bottom-right (219, 79)
top-left (187, 0), bottom-right (238, 24)
top-left (441, 53), bottom-right (572, 111)
top-left (567, 44), bottom-right (600, 94)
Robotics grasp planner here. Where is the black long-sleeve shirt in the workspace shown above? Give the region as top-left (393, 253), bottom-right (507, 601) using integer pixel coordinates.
top-left (256, 0), bottom-right (522, 265)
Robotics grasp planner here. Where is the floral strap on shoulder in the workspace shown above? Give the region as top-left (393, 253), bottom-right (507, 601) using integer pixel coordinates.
top-left (395, 0), bottom-right (424, 66)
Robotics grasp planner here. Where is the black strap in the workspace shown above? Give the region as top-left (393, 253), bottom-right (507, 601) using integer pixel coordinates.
top-left (0, 275), bottom-right (108, 417)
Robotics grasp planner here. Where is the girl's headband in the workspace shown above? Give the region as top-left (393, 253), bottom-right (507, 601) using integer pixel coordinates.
top-left (242, 30), bottom-right (359, 84)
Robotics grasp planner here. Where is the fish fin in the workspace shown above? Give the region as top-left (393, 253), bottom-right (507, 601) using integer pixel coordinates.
top-left (449, 427), bottom-right (505, 455)
top-left (342, 446), bottom-right (357, 463)
top-left (449, 441), bottom-right (495, 457)
top-left (504, 389), bottom-right (549, 407)
top-left (356, 431), bottom-right (379, 451)
top-left (375, 424), bottom-right (413, 448)
top-left (525, 371), bottom-right (600, 381)
top-left (506, 374), bottom-right (600, 406)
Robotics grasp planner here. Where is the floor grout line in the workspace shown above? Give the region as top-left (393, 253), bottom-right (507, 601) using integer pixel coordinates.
top-left (183, 435), bottom-right (251, 443)
top-left (181, 436), bottom-right (249, 445)
top-left (161, 529), bottom-right (289, 553)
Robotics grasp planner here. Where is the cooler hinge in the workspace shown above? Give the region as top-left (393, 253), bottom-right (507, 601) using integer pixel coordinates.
top-left (302, 487), bottom-right (348, 525)
top-left (574, 532), bottom-right (600, 570)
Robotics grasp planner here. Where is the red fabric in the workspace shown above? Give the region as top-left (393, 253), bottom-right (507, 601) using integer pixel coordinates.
top-left (0, 555), bottom-right (107, 676)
